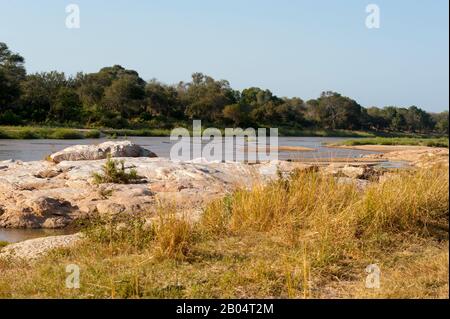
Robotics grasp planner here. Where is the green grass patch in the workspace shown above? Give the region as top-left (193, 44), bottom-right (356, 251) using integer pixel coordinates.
top-left (84, 129), bottom-right (101, 138)
top-left (334, 137), bottom-right (449, 148)
top-left (47, 129), bottom-right (84, 139)
top-left (278, 128), bottom-right (376, 137)
top-left (0, 126), bottom-right (101, 139)
top-left (102, 128), bottom-right (172, 138)
top-left (0, 241), bottom-right (8, 250)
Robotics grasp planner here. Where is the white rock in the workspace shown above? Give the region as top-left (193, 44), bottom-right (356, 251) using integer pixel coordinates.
top-left (49, 141), bottom-right (157, 163)
top-left (0, 157), bottom-right (276, 228)
top-left (0, 233), bottom-right (83, 261)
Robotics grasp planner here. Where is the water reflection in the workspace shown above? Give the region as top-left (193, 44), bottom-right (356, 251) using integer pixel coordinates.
top-left (0, 228), bottom-right (73, 243)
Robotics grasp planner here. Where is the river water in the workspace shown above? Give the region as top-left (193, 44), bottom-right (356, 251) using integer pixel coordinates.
top-left (0, 228), bottom-right (72, 243)
top-left (0, 136), bottom-right (381, 243)
top-left (0, 136), bottom-right (378, 162)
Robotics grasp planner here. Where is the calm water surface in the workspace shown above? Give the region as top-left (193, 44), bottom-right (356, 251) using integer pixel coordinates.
top-left (0, 137), bottom-right (378, 162)
top-left (0, 228), bottom-right (73, 243)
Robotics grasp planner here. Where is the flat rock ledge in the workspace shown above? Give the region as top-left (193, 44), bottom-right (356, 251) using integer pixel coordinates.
top-left (0, 156), bottom-right (383, 229)
top-left (0, 156), bottom-right (304, 228)
top-left (0, 233), bottom-right (82, 261)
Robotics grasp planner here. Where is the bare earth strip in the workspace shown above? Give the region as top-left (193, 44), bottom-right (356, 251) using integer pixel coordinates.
top-left (243, 145), bottom-right (316, 152)
top-left (327, 144), bottom-right (437, 152)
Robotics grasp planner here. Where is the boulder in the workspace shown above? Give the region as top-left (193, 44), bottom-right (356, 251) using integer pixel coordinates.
top-left (323, 164), bottom-right (379, 180)
top-left (49, 141), bottom-right (157, 163)
top-left (0, 233), bottom-right (83, 261)
top-left (340, 165), bottom-right (367, 179)
top-left (0, 196), bottom-right (77, 229)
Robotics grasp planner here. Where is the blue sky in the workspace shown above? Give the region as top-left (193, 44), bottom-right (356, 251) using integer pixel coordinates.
top-left (0, 0), bottom-right (448, 112)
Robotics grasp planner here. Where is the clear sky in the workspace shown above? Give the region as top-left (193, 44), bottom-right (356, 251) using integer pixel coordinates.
top-left (0, 0), bottom-right (448, 112)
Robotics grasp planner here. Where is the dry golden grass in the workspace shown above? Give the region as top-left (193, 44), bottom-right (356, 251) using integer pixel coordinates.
top-left (154, 211), bottom-right (194, 261)
top-left (0, 165), bottom-right (448, 299)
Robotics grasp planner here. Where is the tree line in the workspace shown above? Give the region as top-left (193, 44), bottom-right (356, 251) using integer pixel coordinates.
top-left (0, 42), bottom-right (448, 134)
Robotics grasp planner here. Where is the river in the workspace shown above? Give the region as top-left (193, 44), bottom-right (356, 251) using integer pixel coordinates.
top-left (0, 136), bottom-right (378, 162)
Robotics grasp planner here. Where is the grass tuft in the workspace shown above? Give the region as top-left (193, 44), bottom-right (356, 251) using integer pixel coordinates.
top-left (154, 210), bottom-right (194, 261)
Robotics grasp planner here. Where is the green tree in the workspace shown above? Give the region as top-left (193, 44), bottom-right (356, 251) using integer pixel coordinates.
top-left (182, 73), bottom-right (237, 122)
top-left (76, 65), bottom-right (146, 125)
top-left (307, 91), bottom-right (364, 130)
top-left (103, 74), bottom-right (145, 118)
top-left (51, 87), bottom-right (83, 123)
top-left (223, 103), bottom-right (250, 126)
top-left (144, 80), bottom-right (181, 118)
top-left (0, 42), bottom-right (26, 111)
top-left (19, 72), bottom-right (68, 122)
top-left (432, 111), bottom-right (449, 134)
top-left (404, 106), bottom-right (435, 132)
top-left (366, 107), bottom-right (389, 130)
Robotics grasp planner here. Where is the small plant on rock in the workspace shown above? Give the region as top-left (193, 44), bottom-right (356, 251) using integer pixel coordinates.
top-left (0, 241), bottom-right (8, 250)
top-left (92, 154), bottom-right (142, 184)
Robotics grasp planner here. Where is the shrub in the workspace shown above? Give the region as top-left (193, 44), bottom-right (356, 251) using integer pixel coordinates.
top-left (0, 110), bottom-right (22, 125)
top-left (92, 155), bottom-right (143, 184)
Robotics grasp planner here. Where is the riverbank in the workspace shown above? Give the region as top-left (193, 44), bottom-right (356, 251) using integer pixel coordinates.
top-left (0, 126), bottom-right (101, 139)
top-left (0, 125), bottom-right (371, 139)
top-left (0, 162), bottom-right (447, 298)
top-left (3, 125), bottom-right (446, 139)
top-left (0, 142), bottom-right (448, 298)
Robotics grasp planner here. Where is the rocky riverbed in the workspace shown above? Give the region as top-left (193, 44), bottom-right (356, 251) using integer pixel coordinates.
top-left (0, 141), bottom-right (303, 229)
top-left (0, 141), bottom-right (448, 260)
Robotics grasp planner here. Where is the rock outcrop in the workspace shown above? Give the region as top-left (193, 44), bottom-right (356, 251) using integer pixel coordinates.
top-left (323, 163), bottom-right (383, 180)
top-left (1, 142), bottom-right (446, 230)
top-left (0, 156), bottom-right (302, 228)
top-left (49, 141), bottom-right (157, 163)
